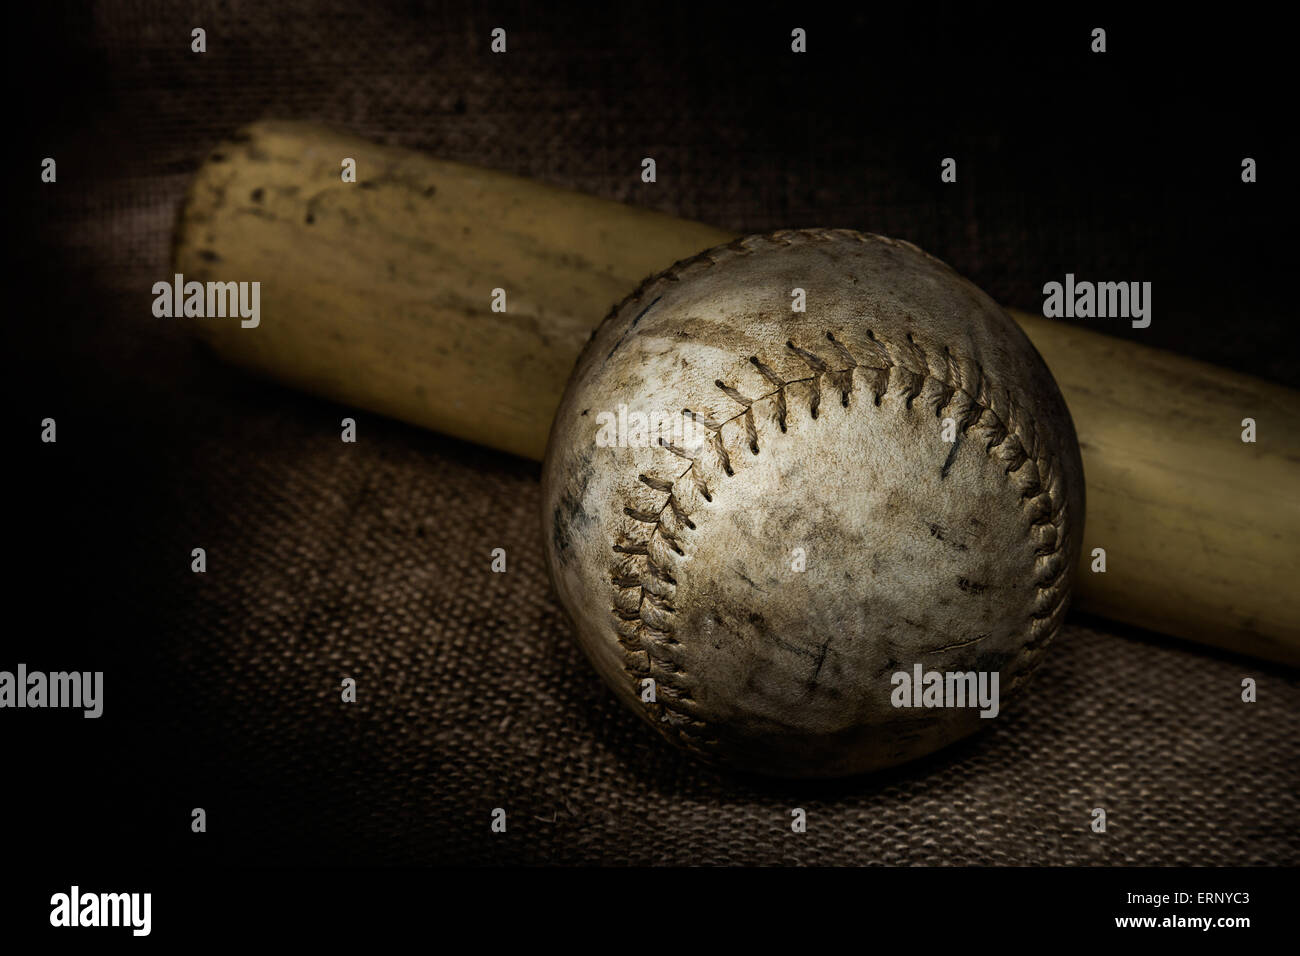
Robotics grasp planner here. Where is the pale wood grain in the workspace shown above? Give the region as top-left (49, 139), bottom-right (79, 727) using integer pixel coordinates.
top-left (174, 121), bottom-right (1299, 665)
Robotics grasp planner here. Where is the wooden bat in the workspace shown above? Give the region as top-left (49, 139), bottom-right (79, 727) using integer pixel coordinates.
top-left (173, 121), bottom-right (1300, 666)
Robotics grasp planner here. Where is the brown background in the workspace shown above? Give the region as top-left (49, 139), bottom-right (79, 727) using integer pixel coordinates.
top-left (9, 2), bottom-right (1297, 865)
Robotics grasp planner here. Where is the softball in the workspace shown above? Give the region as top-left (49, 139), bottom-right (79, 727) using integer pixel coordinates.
top-left (541, 229), bottom-right (1084, 777)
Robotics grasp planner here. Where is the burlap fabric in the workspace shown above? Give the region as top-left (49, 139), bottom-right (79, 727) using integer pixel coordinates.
top-left (10, 3), bottom-right (1296, 865)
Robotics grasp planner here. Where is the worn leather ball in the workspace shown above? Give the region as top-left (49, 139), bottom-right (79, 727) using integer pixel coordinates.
top-left (541, 229), bottom-right (1084, 777)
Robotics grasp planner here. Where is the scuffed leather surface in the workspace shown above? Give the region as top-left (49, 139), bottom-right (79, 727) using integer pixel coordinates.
top-left (542, 231), bottom-right (1085, 776)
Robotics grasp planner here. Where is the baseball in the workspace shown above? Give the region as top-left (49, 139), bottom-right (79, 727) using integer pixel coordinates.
top-left (541, 229), bottom-right (1085, 777)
